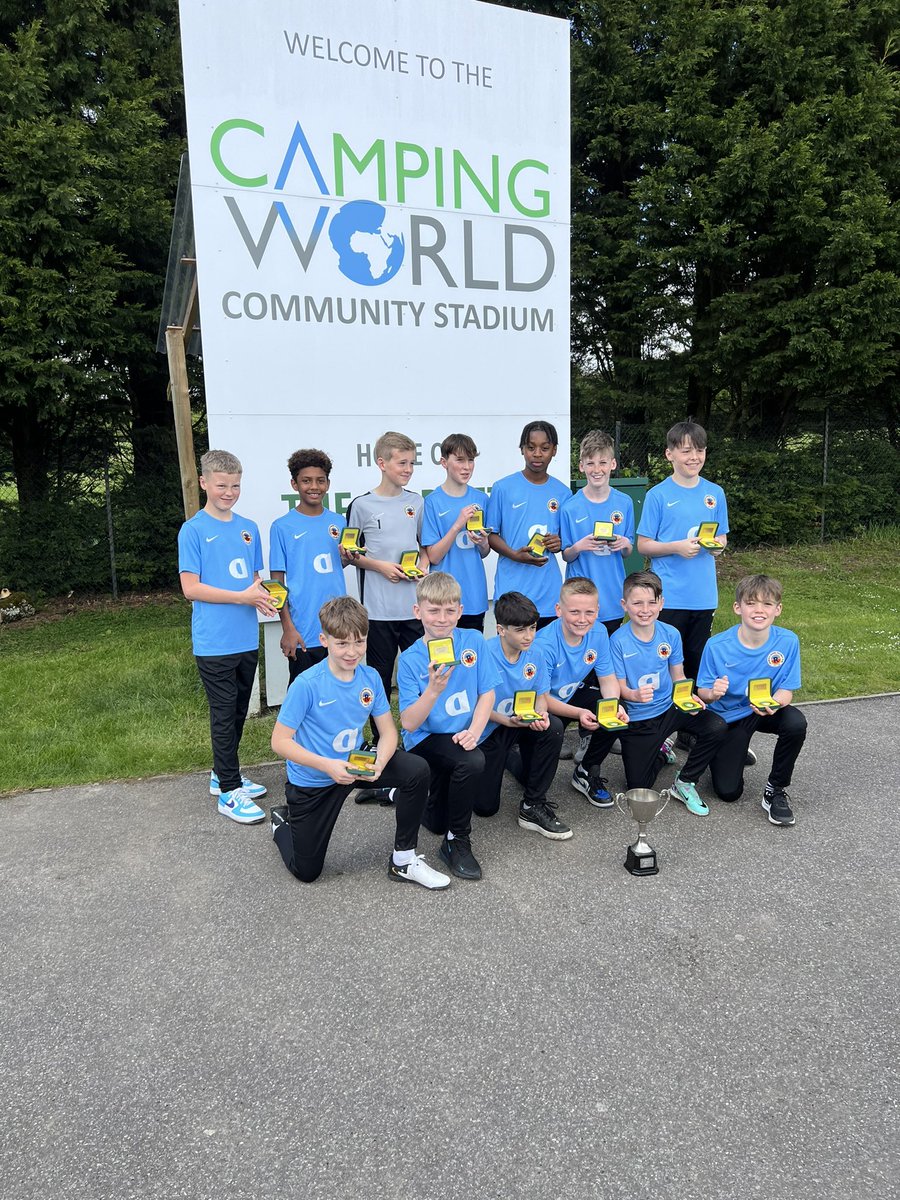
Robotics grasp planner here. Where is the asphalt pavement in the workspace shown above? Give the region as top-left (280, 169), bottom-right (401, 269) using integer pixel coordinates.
top-left (1, 694), bottom-right (898, 1200)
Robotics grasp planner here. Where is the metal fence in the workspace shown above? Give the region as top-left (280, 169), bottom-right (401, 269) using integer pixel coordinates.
top-left (1, 413), bottom-right (897, 598)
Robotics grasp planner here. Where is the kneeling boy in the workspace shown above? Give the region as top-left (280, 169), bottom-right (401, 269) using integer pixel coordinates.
top-left (697, 575), bottom-right (807, 826)
top-left (611, 571), bottom-right (727, 815)
top-left (535, 576), bottom-right (627, 807)
top-left (477, 591), bottom-right (568, 838)
top-left (270, 597), bottom-right (450, 888)
top-left (398, 572), bottom-right (499, 880)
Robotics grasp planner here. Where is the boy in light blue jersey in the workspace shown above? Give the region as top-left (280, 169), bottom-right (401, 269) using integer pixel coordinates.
top-left (476, 592), bottom-right (568, 839)
top-left (562, 429), bottom-right (635, 636)
top-left (692, 575), bottom-right (807, 827)
top-left (486, 420), bottom-right (572, 625)
top-left (611, 571), bottom-right (728, 813)
top-left (269, 448), bottom-right (349, 684)
top-left (398, 573), bottom-right (499, 881)
top-left (637, 420), bottom-right (728, 684)
top-left (421, 432), bottom-right (491, 631)
top-left (535, 577), bottom-right (627, 808)
top-left (269, 596), bottom-right (449, 889)
top-left (178, 449), bottom-right (276, 824)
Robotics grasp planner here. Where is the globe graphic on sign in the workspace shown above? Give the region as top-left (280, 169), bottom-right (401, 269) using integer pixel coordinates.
top-left (328, 200), bottom-right (405, 286)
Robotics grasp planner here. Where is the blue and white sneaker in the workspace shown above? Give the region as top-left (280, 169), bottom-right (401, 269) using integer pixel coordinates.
top-left (217, 787), bottom-right (266, 824)
top-left (571, 764), bottom-right (613, 808)
top-left (210, 771), bottom-right (267, 800)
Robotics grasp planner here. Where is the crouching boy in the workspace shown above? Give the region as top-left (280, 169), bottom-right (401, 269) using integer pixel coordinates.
top-left (270, 597), bottom-right (450, 889)
top-left (611, 571), bottom-right (728, 814)
top-left (477, 591), bottom-right (568, 839)
top-left (398, 572), bottom-right (499, 880)
top-left (697, 575), bottom-right (807, 826)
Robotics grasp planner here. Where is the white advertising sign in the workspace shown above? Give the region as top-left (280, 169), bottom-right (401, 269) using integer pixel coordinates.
top-left (178, 0), bottom-right (570, 695)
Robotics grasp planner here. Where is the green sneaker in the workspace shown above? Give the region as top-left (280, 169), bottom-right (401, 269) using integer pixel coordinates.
top-left (671, 776), bottom-right (709, 816)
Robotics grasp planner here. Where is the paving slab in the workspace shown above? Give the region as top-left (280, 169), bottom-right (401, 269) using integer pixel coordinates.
top-left (1, 695), bottom-right (898, 1200)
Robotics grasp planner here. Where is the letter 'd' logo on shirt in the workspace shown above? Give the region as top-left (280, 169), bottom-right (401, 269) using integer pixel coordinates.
top-left (444, 691), bottom-right (472, 717)
top-left (229, 558), bottom-right (249, 580)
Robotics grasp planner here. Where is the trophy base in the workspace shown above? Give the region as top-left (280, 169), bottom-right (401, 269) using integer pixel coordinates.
top-left (625, 844), bottom-right (659, 876)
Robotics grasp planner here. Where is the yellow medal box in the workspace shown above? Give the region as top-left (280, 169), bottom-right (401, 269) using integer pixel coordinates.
top-left (749, 678), bottom-right (779, 713)
top-left (673, 679), bottom-right (702, 712)
top-left (593, 521), bottom-right (616, 542)
top-left (697, 521), bottom-right (723, 551)
top-left (596, 697), bottom-right (628, 730)
top-left (399, 550), bottom-right (425, 579)
top-left (260, 580), bottom-right (288, 610)
top-left (427, 637), bottom-right (458, 667)
top-left (347, 749), bottom-right (377, 777)
top-left (466, 510), bottom-right (492, 535)
top-left (513, 690), bottom-right (540, 722)
top-left (526, 532), bottom-right (546, 558)
top-left (339, 527), bottom-right (366, 554)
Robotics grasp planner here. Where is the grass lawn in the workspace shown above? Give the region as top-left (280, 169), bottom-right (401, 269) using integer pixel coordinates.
top-left (2, 529), bottom-right (898, 794)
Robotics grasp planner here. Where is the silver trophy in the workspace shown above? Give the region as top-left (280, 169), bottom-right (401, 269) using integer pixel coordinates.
top-left (615, 788), bottom-right (670, 876)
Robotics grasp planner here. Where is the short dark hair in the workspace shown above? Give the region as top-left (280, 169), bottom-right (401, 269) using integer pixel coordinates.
top-left (666, 421), bottom-right (708, 451)
top-left (441, 433), bottom-right (479, 460)
top-left (735, 574), bottom-right (783, 605)
top-left (288, 449), bottom-right (332, 480)
top-left (622, 570), bottom-right (663, 601)
top-left (494, 591), bottom-right (539, 628)
top-left (519, 420), bottom-right (558, 449)
top-left (319, 596), bottom-right (368, 638)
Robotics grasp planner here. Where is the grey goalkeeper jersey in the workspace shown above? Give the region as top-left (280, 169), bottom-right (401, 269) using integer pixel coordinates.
top-left (346, 489), bottom-right (424, 621)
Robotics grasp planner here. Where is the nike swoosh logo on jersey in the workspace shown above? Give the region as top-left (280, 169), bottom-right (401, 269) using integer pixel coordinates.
top-left (513, 502), bottom-right (527, 509)
top-left (438, 509), bottom-right (451, 517)
top-left (575, 516), bottom-right (588, 523)
top-left (667, 501), bottom-right (679, 507)
top-left (623, 651), bottom-right (638, 658)
top-left (318, 699), bottom-right (337, 707)
top-left (724, 662), bottom-right (737, 668)
top-left (293, 532), bottom-right (307, 540)
top-left (206, 536), bottom-right (218, 542)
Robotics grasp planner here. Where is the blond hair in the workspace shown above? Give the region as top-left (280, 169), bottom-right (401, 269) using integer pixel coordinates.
top-left (374, 431), bottom-right (416, 463)
top-left (416, 571), bottom-right (461, 606)
top-left (579, 430), bottom-right (615, 461)
top-left (200, 449), bottom-right (242, 476)
top-left (559, 576), bottom-right (598, 602)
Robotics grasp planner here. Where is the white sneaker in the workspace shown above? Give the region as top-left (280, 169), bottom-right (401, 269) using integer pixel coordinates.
top-left (388, 854), bottom-right (451, 890)
top-left (217, 787), bottom-right (266, 824)
top-left (210, 771), bottom-right (267, 799)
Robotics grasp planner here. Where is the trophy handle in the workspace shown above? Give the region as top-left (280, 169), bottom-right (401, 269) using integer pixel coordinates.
top-left (657, 788), bottom-right (671, 817)
top-left (614, 792), bottom-right (629, 818)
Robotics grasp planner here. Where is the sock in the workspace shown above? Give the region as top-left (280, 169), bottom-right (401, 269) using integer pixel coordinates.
top-left (392, 848), bottom-right (416, 867)
top-left (446, 830), bottom-right (455, 841)
top-left (764, 780), bottom-right (776, 796)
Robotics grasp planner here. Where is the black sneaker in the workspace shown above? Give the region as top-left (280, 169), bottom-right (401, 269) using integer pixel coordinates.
top-left (745, 747), bottom-right (758, 767)
top-left (270, 805), bottom-right (288, 837)
top-left (355, 787), bottom-right (395, 806)
top-left (762, 788), bottom-right (795, 826)
top-left (518, 801), bottom-right (573, 840)
top-left (570, 764), bottom-right (613, 808)
top-left (439, 835), bottom-right (482, 880)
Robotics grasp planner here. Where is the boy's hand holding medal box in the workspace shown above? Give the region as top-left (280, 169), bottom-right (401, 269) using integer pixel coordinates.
top-left (596, 698), bottom-right (628, 730)
top-left (346, 749), bottom-right (377, 777)
top-left (466, 509), bottom-right (492, 535)
top-left (427, 638), bottom-right (458, 667)
top-left (399, 550), bottom-right (425, 579)
top-left (340, 528), bottom-right (366, 554)
top-left (592, 521), bottom-right (616, 543)
top-left (513, 690), bottom-right (541, 722)
top-left (697, 521), bottom-right (724, 551)
top-left (526, 532), bottom-right (547, 558)
top-left (260, 580), bottom-right (288, 610)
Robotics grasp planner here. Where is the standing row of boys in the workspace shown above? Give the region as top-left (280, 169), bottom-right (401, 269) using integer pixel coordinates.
top-left (178, 420), bottom-right (807, 891)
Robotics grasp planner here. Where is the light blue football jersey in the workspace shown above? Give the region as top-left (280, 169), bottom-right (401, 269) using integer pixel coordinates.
top-left (177, 509), bottom-right (263, 656)
top-left (610, 620), bottom-right (684, 720)
top-left (698, 624), bottom-right (802, 724)
top-left (637, 475), bottom-right (729, 609)
top-left (269, 508), bottom-right (347, 644)
top-left (534, 618), bottom-right (614, 703)
top-left (561, 487), bottom-right (635, 621)
top-left (421, 485), bottom-right (489, 616)
top-left (485, 471), bottom-right (571, 617)
top-left (398, 629), bottom-right (501, 750)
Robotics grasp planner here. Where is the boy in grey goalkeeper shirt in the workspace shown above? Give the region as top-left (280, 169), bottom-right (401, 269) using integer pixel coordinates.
top-left (346, 431), bottom-right (426, 706)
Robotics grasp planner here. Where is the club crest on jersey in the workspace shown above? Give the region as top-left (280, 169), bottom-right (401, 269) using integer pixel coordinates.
top-left (404, 505), bottom-right (416, 518)
top-left (241, 530), bottom-right (253, 544)
top-left (658, 642), bottom-right (672, 659)
top-left (523, 662), bottom-right (537, 681)
top-left (703, 494), bottom-right (716, 509)
top-left (359, 687), bottom-right (375, 707)
top-left (547, 498), bottom-right (559, 513)
top-left (583, 648), bottom-right (597, 666)
top-left (461, 649), bottom-right (477, 668)
top-left (611, 510), bottom-right (624, 525)
top-left (329, 525), bottom-right (340, 539)
top-left (767, 650), bottom-right (785, 668)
